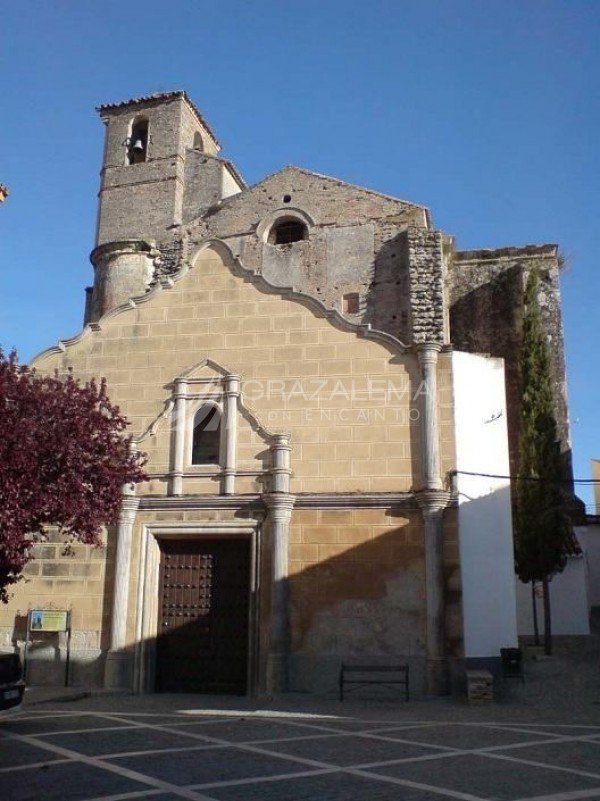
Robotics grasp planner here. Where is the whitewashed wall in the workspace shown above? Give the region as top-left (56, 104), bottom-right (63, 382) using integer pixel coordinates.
top-left (452, 352), bottom-right (519, 659)
top-left (578, 523), bottom-right (600, 609)
top-left (516, 553), bottom-right (590, 636)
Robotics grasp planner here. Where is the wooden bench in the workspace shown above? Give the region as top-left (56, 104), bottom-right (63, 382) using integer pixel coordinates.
top-left (339, 663), bottom-right (409, 701)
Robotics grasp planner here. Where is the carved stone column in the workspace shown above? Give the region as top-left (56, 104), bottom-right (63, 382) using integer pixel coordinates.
top-left (417, 489), bottom-right (450, 695)
top-left (104, 489), bottom-right (140, 689)
top-left (223, 374), bottom-right (240, 495)
top-left (417, 343), bottom-right (443, 491)
top-left (416, 342), bottom-right (449, 694)
top-left (264, 493), bottom-right (295, 693)
top-left (271, 434), bottom-right (292, 494)
top-left (170, 377), bottom-right (187, 496)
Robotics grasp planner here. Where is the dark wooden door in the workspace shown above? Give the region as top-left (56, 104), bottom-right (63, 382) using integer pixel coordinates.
top-left (156, 538), bottom-right (250, 694)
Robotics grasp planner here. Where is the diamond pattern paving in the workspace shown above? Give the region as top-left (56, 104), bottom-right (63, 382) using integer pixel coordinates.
top-left (493, 739), bottom-right (600, 774)
top-left (0, 761), bottom-right (149, 801)
top-left (262, 733), bottom-right (441, 766)
top-left (108, 746), bottom-right (311, 785)
top-left (369, 752), bottom-right (600, 799)
top-left (2, 704), bottom-right (600, 801)
top-left (43, 726), bottom-right (213, 756)
top-left (377, 722), bottom-right (560, 750)
top-left (209, 771), bottom-right (454, 801)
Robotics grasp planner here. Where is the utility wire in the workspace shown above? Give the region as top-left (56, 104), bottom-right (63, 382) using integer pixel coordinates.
top-left (451, 470), bottom-right (600, 484)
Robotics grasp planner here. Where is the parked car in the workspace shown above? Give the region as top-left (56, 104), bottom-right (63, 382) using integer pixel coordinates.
top-left (0, 653), bottom-right (25, 711)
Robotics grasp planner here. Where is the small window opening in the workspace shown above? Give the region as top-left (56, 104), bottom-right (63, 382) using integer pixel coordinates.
top-left (282, 194), bottom-right (291, 203)
top-left (268, 219), bottom-right (308, 245)
top-left (128, 117), bottom-right (148, 164)
top-left (343, 293), bottom-right (360, 314)
top-left (191, 405), bottom-right (221, 465)
top-left (193, 131), bottom-right (204, 151)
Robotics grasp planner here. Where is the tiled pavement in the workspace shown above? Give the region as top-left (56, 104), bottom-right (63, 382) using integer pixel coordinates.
top-left (2, 698), bottom-right (600, 801)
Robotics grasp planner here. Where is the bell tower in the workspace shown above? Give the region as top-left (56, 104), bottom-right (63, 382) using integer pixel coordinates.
top-left (95, 90), bottom-right (222, 246)
top-left (87, 91), bottom-right (244, 322)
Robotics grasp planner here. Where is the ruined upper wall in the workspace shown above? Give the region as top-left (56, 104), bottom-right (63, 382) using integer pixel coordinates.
top-left (181, 167), bottom-right (434, 344)
top-left (447, 244), bottom-right (570, 476)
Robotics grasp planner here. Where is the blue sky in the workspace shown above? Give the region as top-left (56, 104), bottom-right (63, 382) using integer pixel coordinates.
top-left (1, 1), bottom-right (599, 501)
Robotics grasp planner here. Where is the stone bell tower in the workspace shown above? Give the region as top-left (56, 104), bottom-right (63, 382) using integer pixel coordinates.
top-left (86, 91), bottom-right (244, 322)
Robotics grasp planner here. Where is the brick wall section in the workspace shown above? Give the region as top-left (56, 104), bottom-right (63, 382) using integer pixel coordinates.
top-left (406, 227), bottom-right (446, 345)
top-left (448, 245), bottom-right (570, 477)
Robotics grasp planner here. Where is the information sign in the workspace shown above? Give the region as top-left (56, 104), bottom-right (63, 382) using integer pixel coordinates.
top-left (24, 608), bottom-right (72, 686)
top-left (29, 609), bottom-right (69, 632)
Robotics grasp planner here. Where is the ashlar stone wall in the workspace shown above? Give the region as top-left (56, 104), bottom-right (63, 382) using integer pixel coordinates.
top-left (24, 244), bottom-right (457, 689)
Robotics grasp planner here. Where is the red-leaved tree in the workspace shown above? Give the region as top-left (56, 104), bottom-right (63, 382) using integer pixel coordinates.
top-left (0, 350), bottom-right (146, 602)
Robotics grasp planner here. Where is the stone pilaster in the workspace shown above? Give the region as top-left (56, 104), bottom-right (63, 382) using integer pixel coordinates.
top-left (104, 489), bottom-right (140, 690)
top-left (264, 493), bottom-right (295, 693)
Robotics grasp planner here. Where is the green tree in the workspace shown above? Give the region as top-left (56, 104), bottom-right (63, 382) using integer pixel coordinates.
top-left (514, 270), bottom-right (577, 655)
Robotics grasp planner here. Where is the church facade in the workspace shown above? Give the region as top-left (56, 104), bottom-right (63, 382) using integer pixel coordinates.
top-left (1, 91), bottom-right (570, 696)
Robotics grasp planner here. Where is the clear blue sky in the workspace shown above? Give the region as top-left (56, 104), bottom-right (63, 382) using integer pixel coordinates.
top-left (1, 1), bottom-right (599, 502)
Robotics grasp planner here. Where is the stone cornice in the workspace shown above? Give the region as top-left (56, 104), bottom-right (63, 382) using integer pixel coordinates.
top-left (139, 491), bottom-right (419, 512)
top-left (139, 494), bottom-right (263, 511)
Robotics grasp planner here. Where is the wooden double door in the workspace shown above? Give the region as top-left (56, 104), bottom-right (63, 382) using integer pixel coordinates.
top-left (156, 537), bottom-right (251, 694)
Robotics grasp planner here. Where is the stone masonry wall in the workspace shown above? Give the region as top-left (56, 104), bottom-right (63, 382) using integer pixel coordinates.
top-left (97, 95), bottom-right (218, 246)
top-left (406, 227), bottom-right (447, 345)
top-left (448, 246), bottom-right (570, 478)
top-left (184, 167), bottom-right (429, 345)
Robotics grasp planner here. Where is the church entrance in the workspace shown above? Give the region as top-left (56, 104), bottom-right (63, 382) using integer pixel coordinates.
top-left (155, 537), bottom-right (251, 694)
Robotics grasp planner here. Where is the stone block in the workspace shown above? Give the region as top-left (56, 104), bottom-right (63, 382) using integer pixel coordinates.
top-left (466, 669), bottom-right (494, 703)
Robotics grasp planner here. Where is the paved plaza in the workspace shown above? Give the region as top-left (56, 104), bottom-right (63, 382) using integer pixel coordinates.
top-left (2, 680), bottom-right (600, 801)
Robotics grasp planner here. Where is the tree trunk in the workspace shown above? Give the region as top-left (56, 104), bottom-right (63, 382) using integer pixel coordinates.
top-left (542, 576), bottom-right (552, 656)
top-left (531, 581), bottom-right (540, 646)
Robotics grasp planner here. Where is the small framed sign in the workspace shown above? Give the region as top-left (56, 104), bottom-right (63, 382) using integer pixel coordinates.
top-left (29, 609), bottom-right (69, 632)
top-left (24, 608), bottom-right (72, 686)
